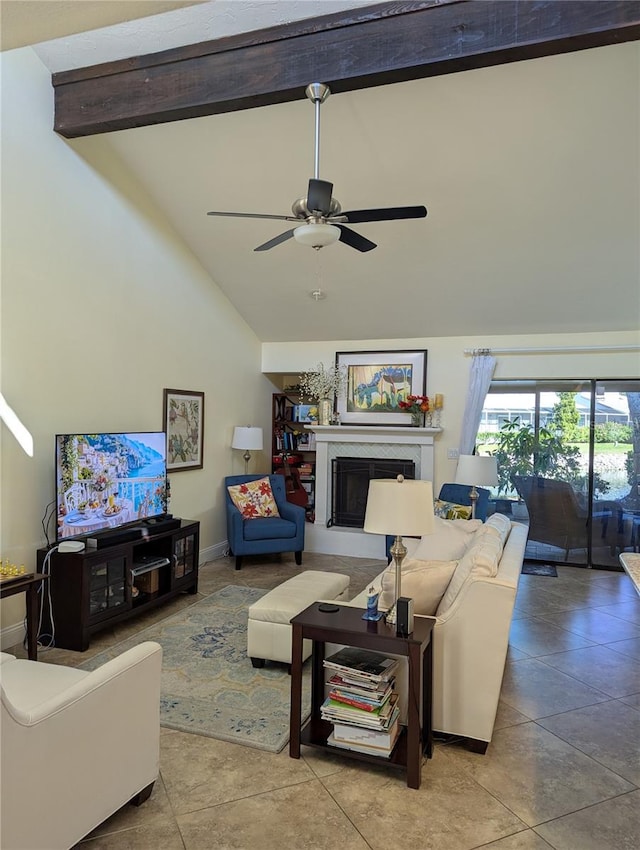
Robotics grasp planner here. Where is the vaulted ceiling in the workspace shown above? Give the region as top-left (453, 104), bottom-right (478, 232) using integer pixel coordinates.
top-left (6, 1), bottom-right (640, 342)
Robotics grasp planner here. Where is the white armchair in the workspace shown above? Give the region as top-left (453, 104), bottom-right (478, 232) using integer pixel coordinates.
top-left (0, 641), bottom-right (162, 850)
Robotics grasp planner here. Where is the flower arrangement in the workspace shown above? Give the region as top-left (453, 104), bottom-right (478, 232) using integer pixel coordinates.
top-left (398, 394), bottom-right (430, 425)
top-left (298, 362), bottom-right (347, 401)
top-left (398, 394), bottom-right (430, 415)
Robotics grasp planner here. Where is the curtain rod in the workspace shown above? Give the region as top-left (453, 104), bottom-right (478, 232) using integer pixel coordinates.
top-left (463, 345), bottom-right (640, 356)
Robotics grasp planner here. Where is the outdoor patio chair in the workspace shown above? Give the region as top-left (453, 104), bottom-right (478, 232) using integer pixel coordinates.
top-left (513, 476), bottom-right (592, 560)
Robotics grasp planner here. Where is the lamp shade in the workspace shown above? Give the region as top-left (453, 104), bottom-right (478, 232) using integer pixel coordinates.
top-left (231, 426), bottom-right (263, 451)
top-left (293, 223), bottom-right (340, 248)
top-left (454, 454), bottom-right (498, 487)
top-left (364, 477), bottom-right (435, 537)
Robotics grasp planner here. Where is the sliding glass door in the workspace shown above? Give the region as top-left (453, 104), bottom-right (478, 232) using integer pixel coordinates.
top-left (479, 379), bottom-right (640, 568)
top-left (590, 381), bottom-right (640, 566)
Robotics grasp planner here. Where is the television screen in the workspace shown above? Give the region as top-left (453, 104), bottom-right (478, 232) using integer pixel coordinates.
top-left (56, 432), bottom-right (167, 541)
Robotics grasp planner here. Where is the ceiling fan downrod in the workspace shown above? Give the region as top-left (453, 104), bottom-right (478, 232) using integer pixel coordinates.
top-left (305, 83), bottom-right (330, 181)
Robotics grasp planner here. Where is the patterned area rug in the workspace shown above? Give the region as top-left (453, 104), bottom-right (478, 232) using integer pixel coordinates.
top-left (522, 563), bottom-right (558, 577)
top-left (79, 585), bottom-right (310, 753)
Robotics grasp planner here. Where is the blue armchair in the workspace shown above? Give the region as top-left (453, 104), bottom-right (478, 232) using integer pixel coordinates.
top-left (438, 482), bottom-right (490, 522)
top-left (224, 474), bottom-right (306, 571)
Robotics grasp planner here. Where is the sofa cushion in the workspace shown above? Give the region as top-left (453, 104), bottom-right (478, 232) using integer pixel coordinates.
top-left (434, 499), bottom-right (473, 520)
top-left (380, 557), bottom-right (458, 615)
top-left (474, 514), bottom-right (511, 562)
top-left (227, 476), bottom-right (280, 518)
top-left (409, 516), bottom-right (483, 561)
top-left (243, 516), bottom-right (296, 540)
top-left (480, 513), bottom-right (512, 545)
top-left (437, 533), bottom-right (503, 614)
top-left (0, 659), bottom-right (89, 714)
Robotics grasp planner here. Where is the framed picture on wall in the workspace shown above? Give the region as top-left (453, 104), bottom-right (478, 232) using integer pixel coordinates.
top-left (335, 350), bottom-right (427, 426)
top-left (163, 389), bottom-right (205, 471)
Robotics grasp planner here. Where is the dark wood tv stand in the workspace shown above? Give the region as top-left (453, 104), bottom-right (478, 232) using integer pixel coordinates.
top-left (37, 519), bottom-right (199, 651)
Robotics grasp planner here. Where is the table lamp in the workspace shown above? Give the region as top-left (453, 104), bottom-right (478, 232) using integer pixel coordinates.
top-left (454, 454), bottom-right (498, 519)
top-left (231, 426), bottom-right (263, 474)
top-left (363, 475), bottom-right (435, 631)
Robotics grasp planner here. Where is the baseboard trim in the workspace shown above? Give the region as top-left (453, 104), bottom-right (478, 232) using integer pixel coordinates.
top-left (1, 621), bottom-right (25, 652)
top-left (200, 541), bottom-right (227, 565)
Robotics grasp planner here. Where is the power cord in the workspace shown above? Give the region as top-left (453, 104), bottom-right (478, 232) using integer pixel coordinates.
top-left (23, 545), bottom-right (57, 652)
top-left (41, 500), bottom-right (56, 549)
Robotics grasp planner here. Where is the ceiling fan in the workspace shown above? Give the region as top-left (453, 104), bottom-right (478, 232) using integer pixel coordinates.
top-left (206, 83), bottom-right (427, 252)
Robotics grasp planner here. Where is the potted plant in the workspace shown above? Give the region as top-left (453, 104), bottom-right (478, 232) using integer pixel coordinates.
top-left (398, 394), bottom-right (430, 427)
top-left (298, 363), bottom-right (347, 425)
top-left (489, 417), bottom-right (583, 515)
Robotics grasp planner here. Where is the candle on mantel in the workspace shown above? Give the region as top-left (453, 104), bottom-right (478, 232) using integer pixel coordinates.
top-left (434, 394), bottom-right (444, 410)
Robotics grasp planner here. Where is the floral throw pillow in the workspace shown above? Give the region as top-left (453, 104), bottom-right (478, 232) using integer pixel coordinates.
top-left (227, 477), bottom-right (280, 519)
top-left (433, 499), bottom-right (473, 521)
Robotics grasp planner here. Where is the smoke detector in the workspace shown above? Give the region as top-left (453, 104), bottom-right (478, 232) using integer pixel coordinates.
top-left (309, 289), bottom-right (326, 301)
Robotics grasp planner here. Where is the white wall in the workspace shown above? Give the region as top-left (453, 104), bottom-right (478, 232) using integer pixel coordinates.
top-left (264, 331), bottom-right (640, 489)
top-left (0, 47), bottom-right (276, 643)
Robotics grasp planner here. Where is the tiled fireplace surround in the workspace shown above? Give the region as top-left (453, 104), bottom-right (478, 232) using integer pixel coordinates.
top-left (304, 425), bottom-right (441, 559)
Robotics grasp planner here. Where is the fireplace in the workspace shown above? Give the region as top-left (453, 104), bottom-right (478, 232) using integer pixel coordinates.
top-left (330, 457), bottom-right (416, 528)
top-left (301, 424), bottom-right (439, 558)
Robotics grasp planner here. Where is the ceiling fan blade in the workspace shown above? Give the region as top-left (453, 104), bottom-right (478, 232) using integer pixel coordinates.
top-left (340, 205), bottom-right (428, 224)
top-left (307, 179), bottom-right (333, 215)
top-left (337, 225), bottom-right (376, 252)
top-left (207, 211), bottom-right (298, 222)
top-left (254, 229), bottom-right (296, 252)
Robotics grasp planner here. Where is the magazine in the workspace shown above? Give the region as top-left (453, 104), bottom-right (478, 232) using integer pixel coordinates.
top-left (323, 647), bottom-right (398, 682)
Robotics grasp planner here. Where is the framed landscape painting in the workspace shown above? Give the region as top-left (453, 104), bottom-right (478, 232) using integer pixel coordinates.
top-left (335, 350), bottom-right (427, 426)
top-left (163, 389), bottom-right (204, 471)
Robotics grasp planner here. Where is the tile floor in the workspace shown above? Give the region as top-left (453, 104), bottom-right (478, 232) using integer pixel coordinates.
top-left (10, 552), bottom-right (640, 850)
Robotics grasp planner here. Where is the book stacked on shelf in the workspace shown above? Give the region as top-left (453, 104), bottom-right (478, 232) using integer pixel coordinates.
top-left (321, 647), bottom-right (400, 758)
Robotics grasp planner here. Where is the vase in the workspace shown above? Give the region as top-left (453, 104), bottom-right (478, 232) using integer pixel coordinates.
top-left (318, 397), bottom-right (332, 426)
top-left (410, 411), bottom-right (424, 427)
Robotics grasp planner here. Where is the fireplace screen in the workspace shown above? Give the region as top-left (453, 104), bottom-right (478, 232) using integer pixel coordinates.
top-left (330, 457), bottom-right (415, 528)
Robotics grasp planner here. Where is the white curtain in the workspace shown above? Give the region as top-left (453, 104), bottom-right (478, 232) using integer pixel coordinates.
top-left (459, 352), bottom-right (497, 455)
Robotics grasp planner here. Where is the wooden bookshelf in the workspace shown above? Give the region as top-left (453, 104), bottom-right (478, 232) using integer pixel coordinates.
top-left (272, 392), bottom-right (316, 521)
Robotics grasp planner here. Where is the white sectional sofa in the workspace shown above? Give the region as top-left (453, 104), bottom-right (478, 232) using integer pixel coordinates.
top-left (348, 515), bottom-right (528, 752)
top-left (1, 641), bottom-right (162, 850)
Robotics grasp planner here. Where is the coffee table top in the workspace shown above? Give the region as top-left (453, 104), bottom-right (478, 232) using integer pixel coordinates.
top-left (619, 553), bottom-right (640, 597)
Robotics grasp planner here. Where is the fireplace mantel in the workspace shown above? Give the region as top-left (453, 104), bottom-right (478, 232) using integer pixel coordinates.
top-left (306, 425), bottom-right (442, 442)
top-left (303, 424), bottom-right (442, 558)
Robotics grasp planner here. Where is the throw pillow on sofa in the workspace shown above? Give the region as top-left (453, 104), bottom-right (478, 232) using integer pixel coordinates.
top-left (227, 477), bottom-right (280, 518)
top-left (379, 557), bottom-right (458, 615)
top-left (434, 499), bottom-right (473, 520)
top-left (409, 516), bottom-right (482, 561)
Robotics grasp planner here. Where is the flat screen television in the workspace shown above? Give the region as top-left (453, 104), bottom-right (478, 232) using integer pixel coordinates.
top-left (56, 432), bottom-right (168, 542)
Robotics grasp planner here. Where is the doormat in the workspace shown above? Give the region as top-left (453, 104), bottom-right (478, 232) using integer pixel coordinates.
top-left (522, 563), bottom-right (558, 577)
top-left (79, 585), bottom-right (310, 753)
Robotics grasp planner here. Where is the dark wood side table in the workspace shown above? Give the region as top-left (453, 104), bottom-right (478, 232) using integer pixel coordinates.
top-left (289, 602), bottom-right (435, 789)
top-left (0, 573), bottom-right (49, 660)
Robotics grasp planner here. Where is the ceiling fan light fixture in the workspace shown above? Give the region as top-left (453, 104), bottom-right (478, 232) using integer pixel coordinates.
top-left (293, 223), bottom-right (340, 249)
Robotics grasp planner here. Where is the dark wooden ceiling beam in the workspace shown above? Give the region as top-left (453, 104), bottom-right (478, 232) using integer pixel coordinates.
top-left (53, 0), bottom-right (640, 138)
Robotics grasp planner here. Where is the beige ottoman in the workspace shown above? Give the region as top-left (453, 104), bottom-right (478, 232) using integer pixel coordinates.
top-left (247, 570), bottom-right (350, 667)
